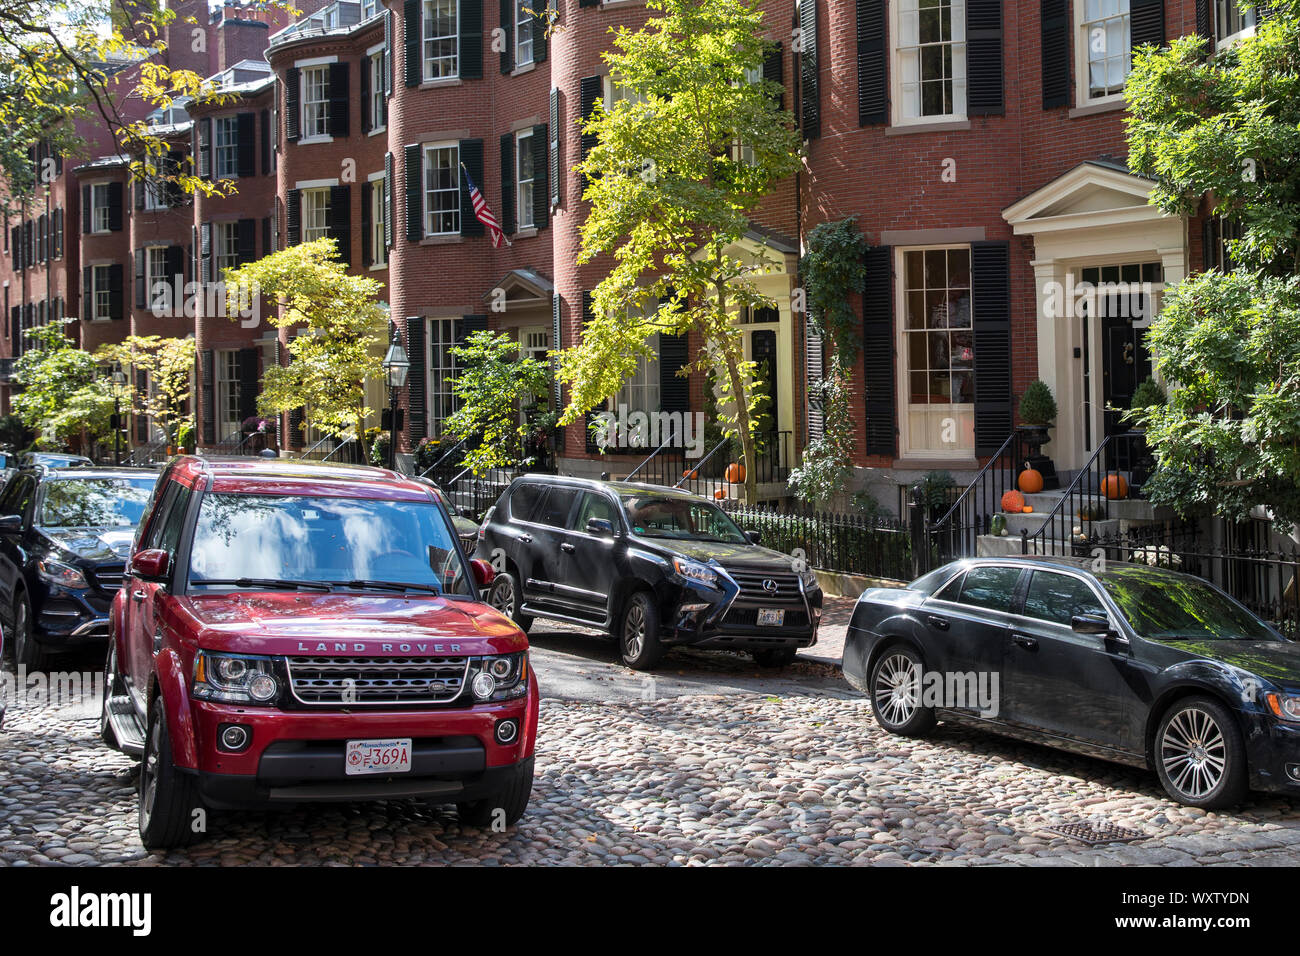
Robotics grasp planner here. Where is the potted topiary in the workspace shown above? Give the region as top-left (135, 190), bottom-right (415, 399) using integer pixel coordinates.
top-left (1017, 379), bottom-right (1059, 489)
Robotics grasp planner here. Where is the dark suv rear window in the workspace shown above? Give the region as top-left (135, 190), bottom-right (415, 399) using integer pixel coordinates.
top-left (508, 483), bottom-right (547, 522)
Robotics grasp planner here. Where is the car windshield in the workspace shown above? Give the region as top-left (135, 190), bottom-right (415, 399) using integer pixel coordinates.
top-left (187, 493), bottom-right (472, 595)
top-left (38, 477), bottom-right (157, 528)
top-left (619, 493), bottom-right (748, 543)
top-left (1099, 569), bottom-right (1281, 642)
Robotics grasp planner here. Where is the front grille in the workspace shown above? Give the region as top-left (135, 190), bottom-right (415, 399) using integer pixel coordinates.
top-left (90, 567), bottom-right (125, 593)
top-left (285, 656), bottom-right (469, 706)
top-left (726, 570), bottom-right (805, 606)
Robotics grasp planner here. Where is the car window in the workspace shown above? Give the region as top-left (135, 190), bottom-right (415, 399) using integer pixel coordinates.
top-left (37, 477), bottom-right (156, 528)
top-left (1021, 571), bottom-right (1107, 626)
top-left (956, 566), bottom-right (1023, 612)
top-left (141, 482), bottom-right (182, 551)
top-left (574, 492), bottom-right (617, 532)
top-left (156, 486), bottom-right (192, 556)
top-left (932, 572), bottom-right (965, 603)
top-left (509, 483), bottom-right (547, 522)
top-left (0, 474), bottom-right (32, 518)
top-left (537, 487), bottom-right (580, 528)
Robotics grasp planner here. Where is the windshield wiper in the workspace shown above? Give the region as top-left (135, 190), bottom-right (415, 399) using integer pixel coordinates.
top-left (339, 579), bottom-right (443, 594)
top-left (196, 577), bottom-right (334, 591)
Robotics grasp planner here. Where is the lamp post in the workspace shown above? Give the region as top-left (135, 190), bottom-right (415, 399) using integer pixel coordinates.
top-left (381, 330), bottom-right (409, 472)
top-left (110, 360), bottom-right (127, 466)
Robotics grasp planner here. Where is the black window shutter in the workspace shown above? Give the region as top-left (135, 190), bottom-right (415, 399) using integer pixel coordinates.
top-left (533, 5), bottom-right (547, 63)
top-left (578, 0), bottom-right (597, 6)
top-left (108, 263), bottom-right (124, 320)
top-left (552, 293), bottom-right (563, 407)
top-left (54, 208), bottom-right (62, 257)
top-left (362, 179), bottom-right (373, 266)
top-left (134, 179), bottom-right (145, 210)
top-left (404, 0), bottom-right (421, 86)
top-left (1195, 0), bottom-right (1210, 39)
top-left (135, 249), bottom-right (146, 309)
top-left (286, 189), bottom-right (301, 246)
top-left (165, 245), bottom-right (183, 287)
top-left (966, 0), bottom-right (1003, 116)
top-left (237, 217), bottom-right (256, 264)
top-left (328, 62), bottom-right (350, 137)
top-left (384, 11), bottom-right (394, 94)
top-left (201, 349), bottom-right (216, 444)
top-left (384, 151), bottom-right (394, 247)
top-left (237, 348), bottom-right (260, 422)
top-left (199, 117), bottom-right (212, 178)
top-left (406, 317), bottom-right (427, 438)
top-left (549, 88), bottom-right (561, 208)
top-left (237, 112), bottom-right (256, 177)
top-left (862, 245), bottom-right (895, 457)
top-left (261, 216), bottom-right (270, 260)
top-left (405, 143), bottom-right (423, 240)
top-left (361, 55), bottom-right (372, 133)
top-left (461, 0), bottom-right (483, 79)
top-left (1130, 0), bottom-right (1165, 49)
top-left (81, 185), bottom-right (91, 233)
top-left (532, 122), bottom-right (549, 229)
top-left (581, 291), bottom-right (605, 453)
top-left (659, 332), bottom-right (690, 414)
top-left (135, 370), bottom-right (148, 442)
top-left (459, 139), bottom-right (485, 236)
top-left (459, 314), bottom-right (488, 345)
top-left (971, 240), bottom-right (1012, 455)
top-left (764, 41), bottom-right (784, 110)
top-left (330, 184), bottom-right (351, 265)
top-left (201, 221), bottom-right (213, 283)
top-left (856, 0), bottom-right (885, 124)
top-left (108, 182), bottom-right (123, 231)
top-left (500, 133), bottom-right (516, 235)
top-left (260, 109), bottom-right (272, 175)
top-left (805, 320), bottom-right (825, 441)
top-left (285, 67), bottom-right (300, 140)
top-left (1041, 0), bottom-right (1070, 109)
top-left (579, 74), bottom-right (601, 184)
top-left (500, 0), bottom-right (514, 74)
top-left (799, 0), bottom-right (820, 138)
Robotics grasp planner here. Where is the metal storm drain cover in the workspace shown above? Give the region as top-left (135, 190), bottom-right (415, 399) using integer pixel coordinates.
top-left (1040, 821), bottom-right (1147, 846)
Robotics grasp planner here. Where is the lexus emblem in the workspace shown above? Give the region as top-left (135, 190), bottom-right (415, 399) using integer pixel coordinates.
top-left (762, 579), bottom-right (779, 593)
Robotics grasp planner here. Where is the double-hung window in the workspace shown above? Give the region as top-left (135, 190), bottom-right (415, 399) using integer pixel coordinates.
top-left (214, 116), bottom-right (239, 178)
top-left (515, 0), bottom-right (533, 67)
top-left (91, 184), bottom-right (110, 233)
top-left (302, 188), bottom-right (331, 241)
top-left (301, 66), bottom-right (330, 138)
top-left (895, 0), bottom-right (967, 122)
top-left (423, 0), bottom-right (459, 80)
top-left (1080, 0), bottom-right (1131, 101)
top-left (1215, 0), bottom-right (1256, 46)
top-left (423, 143), bottom-right (460, 236)
top-left (214, 222), bottom-right (239, 275)
top-left (369, 51), bottom-right (385, 129)
top-left (147, 247), bottom-right (169, 310)
top-left (92, 265), bottom-right (112, 320)
top-left (370, 179), bottom-right (386, 266)
top-left (516, 129), bottom-right (535, 230)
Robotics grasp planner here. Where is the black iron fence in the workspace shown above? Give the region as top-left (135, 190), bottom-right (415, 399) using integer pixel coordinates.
top-left (722, 503), bottom-right (913, 582)
top-left (625, 430), bottom-right (793, 494)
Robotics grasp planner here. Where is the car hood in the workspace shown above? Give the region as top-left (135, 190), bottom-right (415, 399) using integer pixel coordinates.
top-left (1163, 638), bottom-right (1300, 686)
top-left (177, 592), bottom-right (526, 656)
top-left (637, 536), bottom-right (800, 573)
top-left (40, 527), bottom-right (136, 564)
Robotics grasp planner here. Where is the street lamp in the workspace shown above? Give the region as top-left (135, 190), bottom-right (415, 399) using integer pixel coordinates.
top-left (381, 330), bottom-right (409, 471)
top-left (110, 360), bottom-right (127, 466)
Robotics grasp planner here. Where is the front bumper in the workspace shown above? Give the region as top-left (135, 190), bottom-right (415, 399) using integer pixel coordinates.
top-left (32, 587), bottom-right (112, 647)
top-left (1245, 710), bottom-right (1300, 793)
top-left (666, 584), bottom-right (823, 651)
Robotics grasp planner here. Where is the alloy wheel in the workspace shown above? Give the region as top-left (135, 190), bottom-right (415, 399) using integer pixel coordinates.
top-left (489, 577), bottom-right (515, 617)
top-left (874, 652), bottom-right (921, 726)
top-left (624, 602), bottom-right (646, 660)
top-left (140, 718), bottom-right (160, 828)
top-left (1160, 706), bottom-right (1227, 800)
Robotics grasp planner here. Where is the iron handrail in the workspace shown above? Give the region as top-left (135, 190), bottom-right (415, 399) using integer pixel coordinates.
top-left (929, 431), bottom-right (1020, 532)
top-left (674, 436), bottom-right (731, 488)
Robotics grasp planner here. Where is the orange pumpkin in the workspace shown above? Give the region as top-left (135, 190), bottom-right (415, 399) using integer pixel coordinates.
top-left (725, 462), bottom-right (746, 484)
top-left (713, 489), bottom-right (726, 500)
top-left (1102, 473), bottom-right (1129, 500)
top-left (1022, 505), bottom-right (1034, 514)
top-left (682, 468), bottom-right (699, 480)
top-left (1001, 490), bottom-right (1025, 513)
top-left (1018, 467), bottom-right (1044, 495)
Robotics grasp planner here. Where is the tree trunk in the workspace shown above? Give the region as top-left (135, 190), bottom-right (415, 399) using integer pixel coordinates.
top-left (713, 265), bottom-right (757, 505)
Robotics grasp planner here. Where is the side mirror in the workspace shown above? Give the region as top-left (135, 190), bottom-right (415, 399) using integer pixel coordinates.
top-left (470, 558), bottom-right (495, 590)
top-left (586, 517), bottom-right (615, 536)
top-left (745, 530), bottom-right (761, 545)
top-left (131, 549), bottom-right (169, 580)
top-left (1071, 613), bottom-right (1111, 635)
top-left (0, 514), bottom-right (21, 534)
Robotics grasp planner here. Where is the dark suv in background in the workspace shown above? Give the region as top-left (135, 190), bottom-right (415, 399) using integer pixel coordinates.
top-left (0, 466), bottom-right (158, 667)
top-left (477, 476), bottom-right (823, 669)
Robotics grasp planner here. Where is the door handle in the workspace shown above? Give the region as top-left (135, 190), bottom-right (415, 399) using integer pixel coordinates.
top-left (925, 615), bottom-right (949, 631)
top-left (560, 542), bottom-right (576, 553)
top-left (131, 589), bottom-right (146, 602)
top-left (152, 629), bottom-right (163, 655)
top-left (1012, 633), bottom-right (1039, 651)
top-left (518, 533), bottom-right (533, 544)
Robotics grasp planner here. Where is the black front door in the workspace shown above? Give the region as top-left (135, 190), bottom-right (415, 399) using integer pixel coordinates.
top-left (751, 329), bottom-right (778, 436)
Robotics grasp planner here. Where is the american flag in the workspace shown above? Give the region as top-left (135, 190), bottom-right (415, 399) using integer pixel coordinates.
top-left (461, 163), bottom-right (511, 249)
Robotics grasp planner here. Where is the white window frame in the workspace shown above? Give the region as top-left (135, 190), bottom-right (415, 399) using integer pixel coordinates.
top-left (361, 0), bottom-right (378, 17)
top-left (369, 50), bottom-right (386, 132)
top-left (422, 0), bottom-right (459, 81)
top-left (427, 317), bottom-right (461, 436)
top-left (214, 115), bottom-right (239, 179)
top-left (1075, 0), bottom-right (1131, 107)
top-left (301, 65), bottom-right (331, 139)
top-left (603, 75), bottom-right (648, 110)
top-left (215, 349), bottom-right (241, 440)
top-left (146, 246), bottom-right (169, 311)
top-left (370, 177), bottom-right (386, 266)
top-left (92, 264), bottom-right (112, 320)
top-left (214, 221), bottom-right (239, 275)
top-left (895, 245), bottom-right (976, 461)
top-left (515, 0), bottom-right (533, 67)
top-left (91, 183), bottom-right (111, 234)
top-left (892, 0), bottom-right (967, 126)
top-left (1215, 0), bottom-right (1256, 48)
top-left (516, 128), bottom-right (535, 230)
top-left (302, 187), bottom-right (331, 242)
top-left (422, 142), bottom-right (460, 237)
top-left (143, 177), bottom-right (167, 211)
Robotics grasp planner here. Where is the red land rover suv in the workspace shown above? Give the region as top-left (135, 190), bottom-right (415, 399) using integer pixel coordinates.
top-left (101, 457), bottom-right (538, 849)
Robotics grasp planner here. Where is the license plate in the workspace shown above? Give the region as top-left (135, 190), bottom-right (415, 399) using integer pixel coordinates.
top-left (756, 608), bottom-right (785, 627)
top-left (345, 738), bottom-right (412, 776)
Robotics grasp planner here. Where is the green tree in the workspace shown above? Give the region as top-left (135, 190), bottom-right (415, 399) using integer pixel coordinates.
top-left (11, 322), bottom-right (124, 449)
top-left (557, 0), bottom-right (803, 504)
top-left (97, 335), bottom-right (196, 449)
top-left (1125, 1), bottom-right (1300, 526)
top-left (444, 330), bottom-right (552, 475)
top-left (224, 239), bottom-right (387, 461)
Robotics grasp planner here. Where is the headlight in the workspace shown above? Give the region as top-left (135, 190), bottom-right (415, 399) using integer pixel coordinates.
top-left (36, 558), bottom-right (88, 590)
top-left (1266, 693), bottom-right (1300, 721)
top-left (470, 652), bottom-right (527, 701)
top-left (799, 567), bottom-right (818, 589)
top-left (192, 652), bottom-right (281, 704)
top-left (672, 557), bottom-right (719, 588)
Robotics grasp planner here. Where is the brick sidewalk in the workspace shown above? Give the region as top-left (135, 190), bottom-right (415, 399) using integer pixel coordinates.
top-left (799, 595), bottom-right (856, 667)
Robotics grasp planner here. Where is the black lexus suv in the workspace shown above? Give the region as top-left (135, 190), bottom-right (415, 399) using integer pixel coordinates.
top-left (476, 476), bottom-right (822, 670)
top-left (0, 466), bottom-right (158, 668)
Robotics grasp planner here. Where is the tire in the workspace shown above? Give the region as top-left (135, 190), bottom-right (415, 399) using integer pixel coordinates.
top-left (752, 647), bottom-right (799, 668)
top-left (1154, 695), bottom-right (1248, 810)
top-left (457, 756), bottom-right (535, 829)
top-left (11, 591), bottom-right (50, 671)
top-left (138, 696), bottom-right (203, 850)
top-left (100, 641), bottom-right (120, 749)
top-left (618, 590), bottom-right (663, 670)
top-left (869, 645), bottom-right (937, 737)
top-left (487, 571), bottom-right (533, 633)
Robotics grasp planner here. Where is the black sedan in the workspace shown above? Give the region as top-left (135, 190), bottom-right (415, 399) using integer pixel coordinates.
top-left (843, 556), bottom-right (1300, 809)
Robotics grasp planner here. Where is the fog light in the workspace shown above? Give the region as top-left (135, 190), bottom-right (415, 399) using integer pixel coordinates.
top-left (495, 719), bottom-right (518, 744)
top-left (219, 724), bottom-right (250, 752)
top-left (1287, 764), bottom-right (1300, 782)
top-left (472, 671), bottom-right (497, 700)
top-left (247, 673), bottom-right (278, 703)
top-left (680, 603), bottom-right (709, 613)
